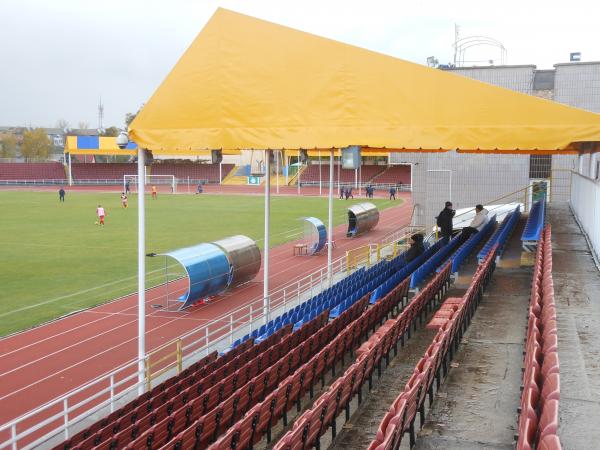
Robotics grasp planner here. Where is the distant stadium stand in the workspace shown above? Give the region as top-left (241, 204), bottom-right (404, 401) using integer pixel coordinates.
top-left (300, 164), bottom-right (385, 185)
top-left (71, 163), bottom-right (137, 182)
top-left (151, 163), bottom-right (235, 183)
top-left (0, 162), bottom-right (66, 183)
top-left (370, 165), bottom-right (411, 186)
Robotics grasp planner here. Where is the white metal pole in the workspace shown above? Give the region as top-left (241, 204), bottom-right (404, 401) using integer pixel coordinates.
top-left (297, 150), bottom-right (301, 195)
top-left (358, 164), bottom-right (361, 196)
top-left (337, 151), bottom-right (341, 197)
top-left (263, 150), bottom-right (271, 324)
top-left (276, 150), bottom-right (279, 194)
top-left (219, 162), bottom-right (222, 185)
top-left (285, 154), bottom-right (289, 185)
top-left (319, 150), bottom-right (322, 196)
top-left (68, 153), bottom-right (73, 186)
top-left (137, 148), bottom-right (146, 395)
top-left (355, 168), bottom-right (358, 189)
top-left (328, 149), bottom-right (334, 283)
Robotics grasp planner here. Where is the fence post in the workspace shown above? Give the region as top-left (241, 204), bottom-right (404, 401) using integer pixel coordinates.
top-left (63, 398), bottom-right (69, 440)
top-left (249, 305), bottom-right (253, 333)
top-left (12, 424), bottom-right (17, 450)
top-left (176, 340), bottom-right (183, 373)
top-left (229, 316), bottom-right (234, 345)
top-left (145, 358), bottom-right (151, 392)
top-left (110, 374), bottom-right (115, 413)
top-left (310, 274), bottom-right (313, 298)
top-left (205, 328), bottom-right (210, 355)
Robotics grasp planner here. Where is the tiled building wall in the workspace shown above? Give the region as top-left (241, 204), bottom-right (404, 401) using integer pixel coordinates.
top-left (554, 63), bottom-right (600, 113)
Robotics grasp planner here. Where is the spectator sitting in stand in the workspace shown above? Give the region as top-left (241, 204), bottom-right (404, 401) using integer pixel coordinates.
top-left (404, 233), bottom-right (425, 263)
top-left (460, 204), bottom-right (489, 243)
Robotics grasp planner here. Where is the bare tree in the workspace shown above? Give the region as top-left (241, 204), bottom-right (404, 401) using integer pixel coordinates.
top-left (77, 121), bottom-right (89, 130)
top-left (56, 119), bottom-right (70, 131)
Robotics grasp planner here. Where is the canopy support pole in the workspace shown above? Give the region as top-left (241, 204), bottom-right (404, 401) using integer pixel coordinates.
top-left (68, 153), bottom-right (73, 186)
top-left (297, 150), bottom-right (301, 195)
top-left (263, 150), bottom-right (271, 324)
top-left (137, 148), bottom-right (146, 395)
top-left (276, 150), bottom-right (279, 194)
top-left (328, 149), bottom-right (334, 285)
top-left (337, 151), bottom-right (341, 197)
top-left (319, 150), bottom-right (322, 196)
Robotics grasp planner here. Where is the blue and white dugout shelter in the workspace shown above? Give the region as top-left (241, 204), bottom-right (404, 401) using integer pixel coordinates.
top-left (158, 235), bottom-right (261, 310)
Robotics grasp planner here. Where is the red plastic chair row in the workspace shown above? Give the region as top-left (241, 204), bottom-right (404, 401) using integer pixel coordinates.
top-left (61, 326), bottom-right (292, 449)
top-left (273, 263), bottom-right (453, 450)
top-left (172, 295), bottom-right (373, 450)
top-left (367, 248), bottom-right (499, 450)
top-left (72, 317), bottom-right (319, 450)
top-left (516, 226), bottom-right (562, 450)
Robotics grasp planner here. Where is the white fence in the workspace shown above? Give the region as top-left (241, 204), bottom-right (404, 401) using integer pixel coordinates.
top-left (570, 172), bottom-right (600, 266)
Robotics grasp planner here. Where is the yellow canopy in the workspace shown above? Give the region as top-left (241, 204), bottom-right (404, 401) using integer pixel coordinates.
top-left (129, 8), bottom-right (600, 154)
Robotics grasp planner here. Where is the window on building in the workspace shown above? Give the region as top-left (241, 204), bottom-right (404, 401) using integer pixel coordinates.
top-left (529, 155), bottom-right (552, 179)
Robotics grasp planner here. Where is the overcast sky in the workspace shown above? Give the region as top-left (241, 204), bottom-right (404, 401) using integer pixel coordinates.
top-left (2, 0), bottom-right (599, 129)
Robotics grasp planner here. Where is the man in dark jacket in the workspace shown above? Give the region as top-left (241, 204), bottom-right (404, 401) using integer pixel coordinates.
top-left (404, 233), bottom-right (425, 263)
top-left (436, 201), bottom-right (455, 241)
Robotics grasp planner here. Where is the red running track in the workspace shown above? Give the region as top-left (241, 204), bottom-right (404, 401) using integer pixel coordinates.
top-left (0, 192), bottom-right (411, 432)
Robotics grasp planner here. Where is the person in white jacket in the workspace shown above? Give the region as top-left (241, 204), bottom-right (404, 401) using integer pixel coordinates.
top-left (460, 204), bottom-right (489, 242)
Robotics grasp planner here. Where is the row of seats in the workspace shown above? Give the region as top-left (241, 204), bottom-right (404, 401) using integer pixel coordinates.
top-left (169, 296), bottom-right (373, 450)
top-left (410, 235), bottom-right (464, 289)
top-left (69, 312), bottom-right (330, 450)
top-left (449, 214), bottom-right (497, 273)
top-left (478, 205), bottom-right (521, 263)
top-left (71, 163), bottom-right (137, 181)
top-left (56, 329), bottom-right (284, 449)
top-left (0, 162), bottom-right (66, 180)
top-left (238, 246), bottom-right (416, 348)
top-left (273, 263), bottom-right (452, 450)
top-left (367, 247), bottom-right (498, 450)
top-left (371, 240), bottom-right (444, 303)
top-left (300, 164), bottom-right (385, 184)
top-left (217, 283), bottom-right (407, 449)
top-left (522, 198), bottom-right (546, 247)
top-left (516, 226), bottom-right (562, 450)
top-left (369, 165), bottom-right (411, 185)
top-left (152, 163), bottom-right (235, 183)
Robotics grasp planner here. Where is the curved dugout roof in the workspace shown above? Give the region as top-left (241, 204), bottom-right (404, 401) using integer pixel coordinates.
top-left (129, 8), bottom-right (600, 155)
top-left (303, 217), bottom-right (327, 255)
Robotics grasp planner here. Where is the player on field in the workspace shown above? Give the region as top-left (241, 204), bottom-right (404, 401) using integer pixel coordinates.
top-left (96, 204), bottom-right (106, 226)
top-left (151, 185), bottom-right (157, 199)
top-left (121, 192), bottom-right (128, 208)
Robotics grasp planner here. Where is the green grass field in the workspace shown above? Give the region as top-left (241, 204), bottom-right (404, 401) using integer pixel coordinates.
top-left (0, 190), bottom-right (400, 336)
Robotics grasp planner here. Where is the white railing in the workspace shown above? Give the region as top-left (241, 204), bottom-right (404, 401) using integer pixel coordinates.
top-left (298, 180), bottom-right (412, 192)
top-left (570, 172), bottom-right (600, 267)
top-left (0, 252), bottom-right (352, 450)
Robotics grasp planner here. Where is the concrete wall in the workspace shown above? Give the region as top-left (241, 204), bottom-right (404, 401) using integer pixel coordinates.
top-left (554, 62), bottom-right (600, 113)
top-left (392, 151), bottom-right (529, 228)
top-left (446, 65), bottom-right (535, 93)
